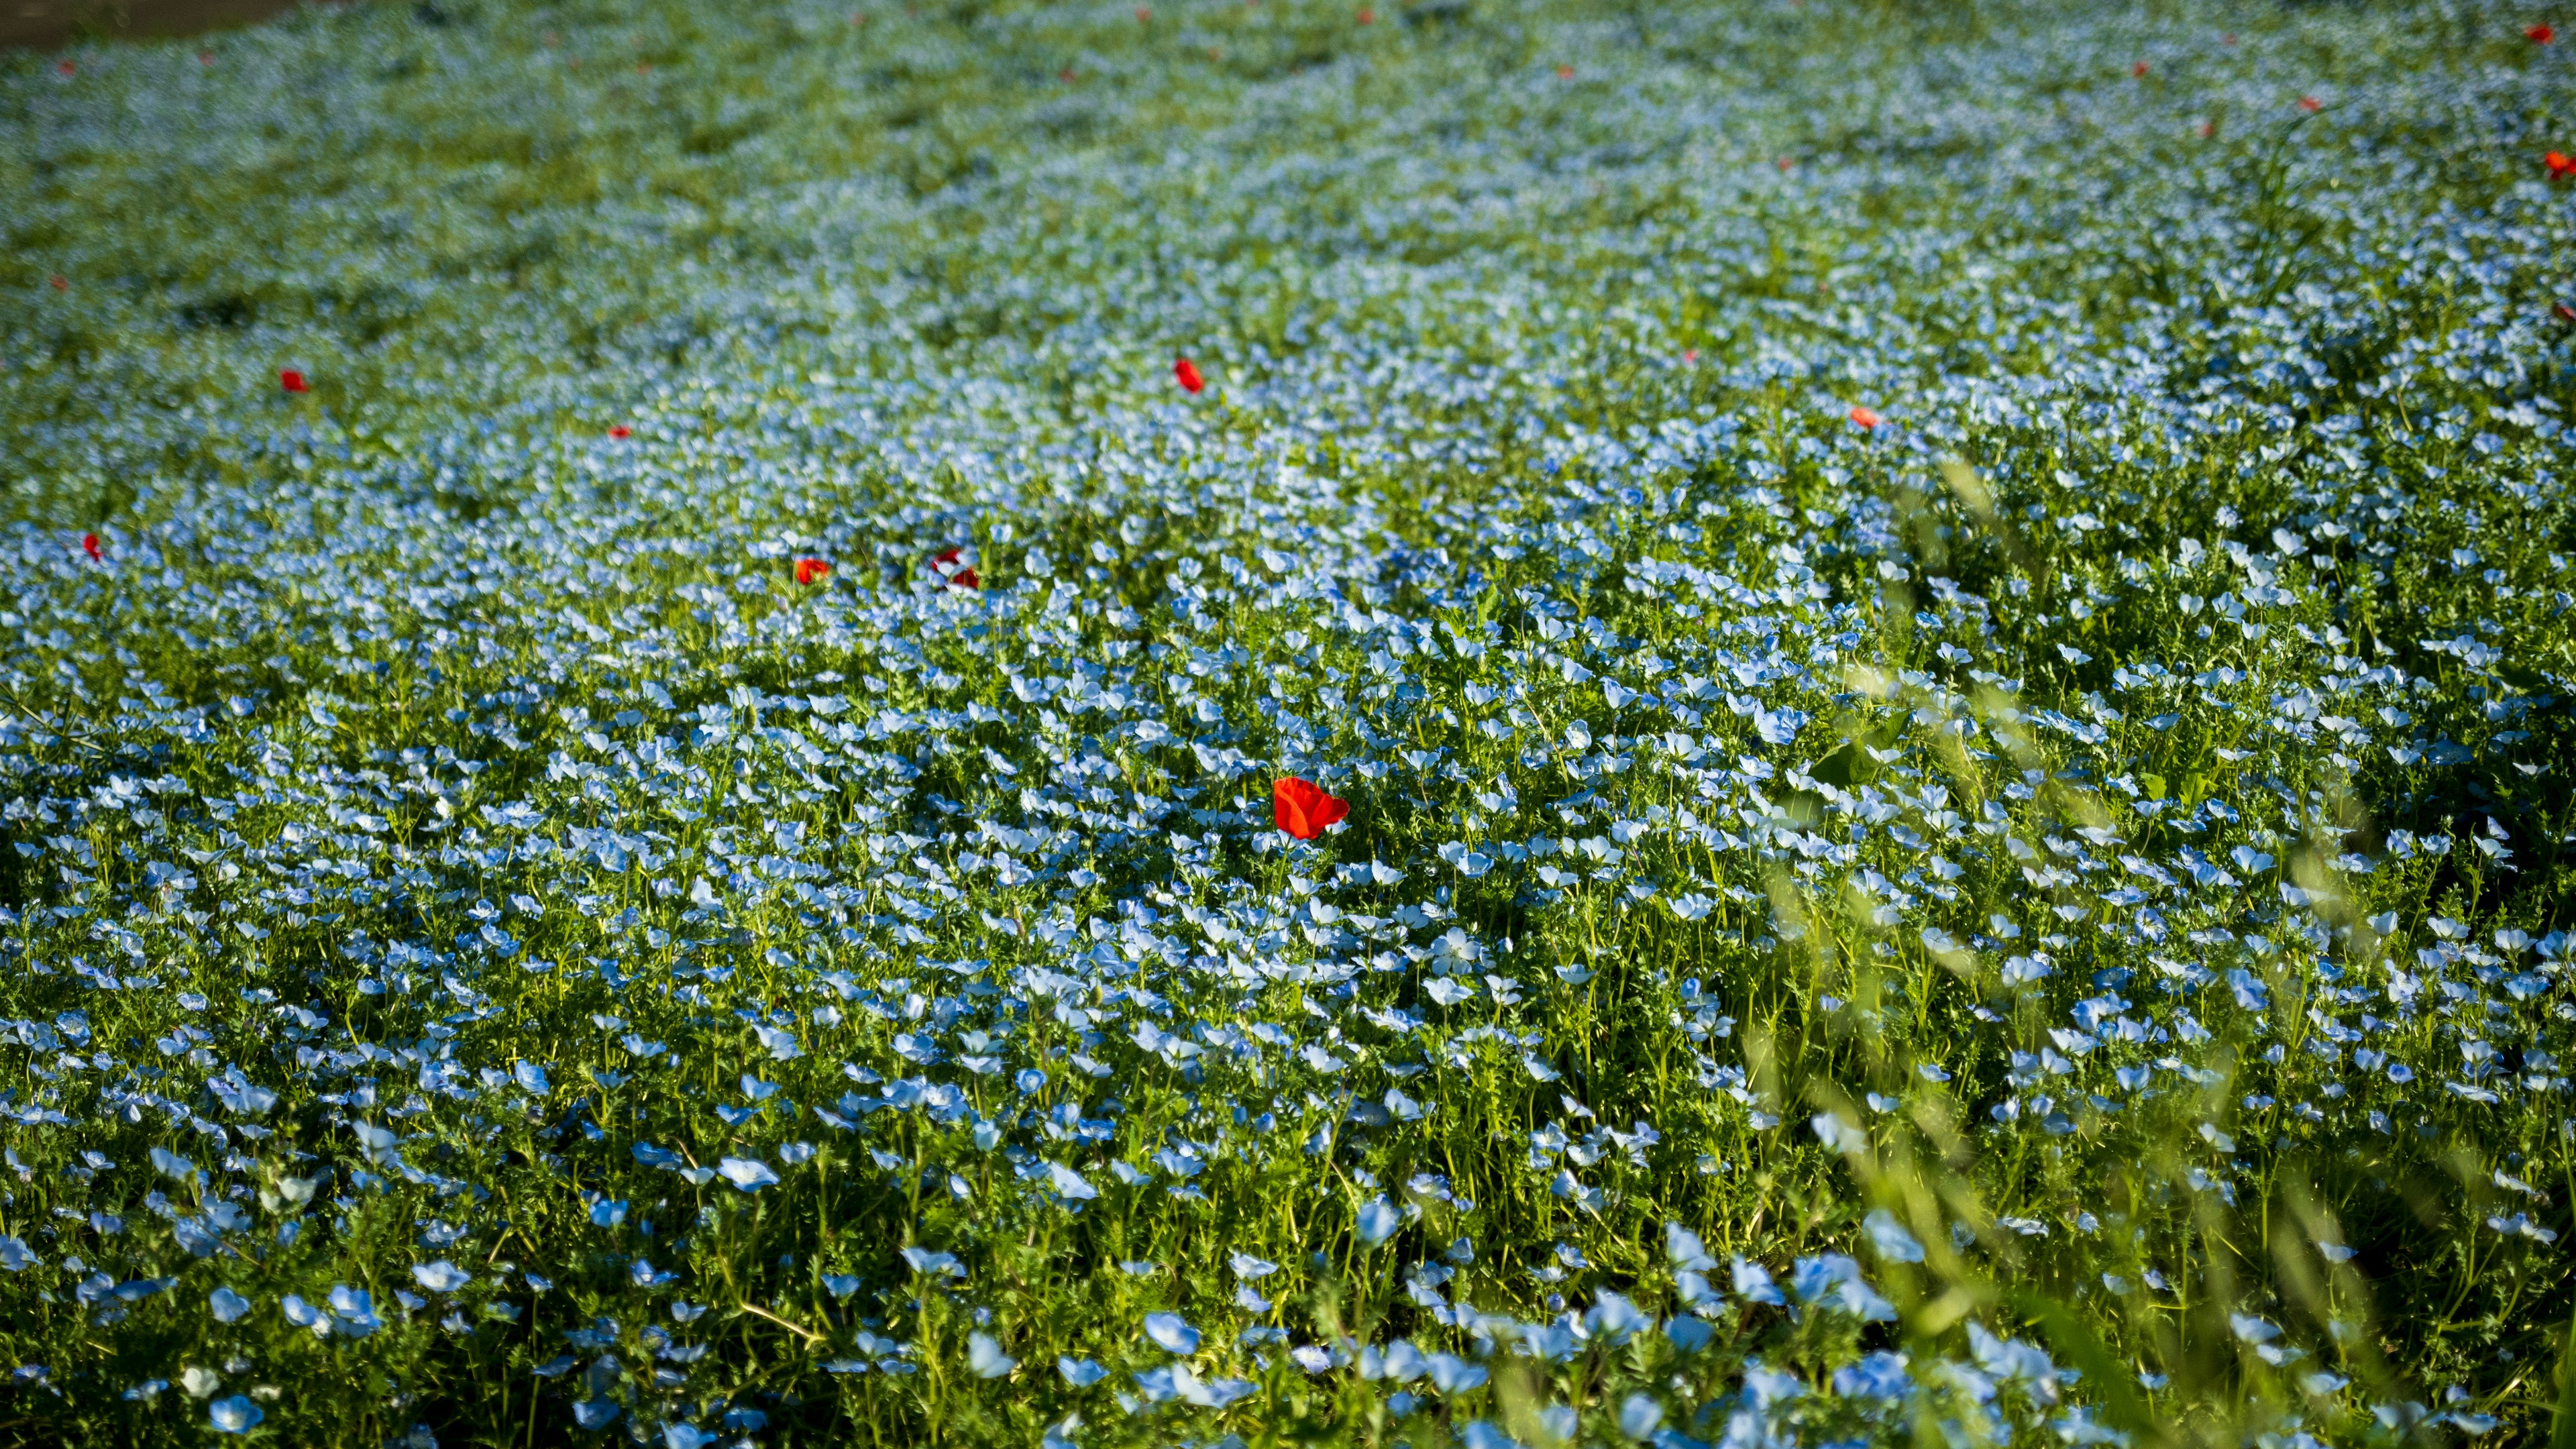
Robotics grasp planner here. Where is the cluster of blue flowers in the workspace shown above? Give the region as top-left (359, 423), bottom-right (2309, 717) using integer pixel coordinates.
top-left (1, 0), bottom-right (2570, 1444)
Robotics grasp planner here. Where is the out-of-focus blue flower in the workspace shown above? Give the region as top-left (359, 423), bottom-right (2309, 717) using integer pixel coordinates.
top-left (1143, 1312), bottom-right (1201, 1355)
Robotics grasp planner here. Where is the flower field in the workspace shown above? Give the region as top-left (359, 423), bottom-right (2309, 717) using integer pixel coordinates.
top-left (3, 0), bottom-right (2575, 1444)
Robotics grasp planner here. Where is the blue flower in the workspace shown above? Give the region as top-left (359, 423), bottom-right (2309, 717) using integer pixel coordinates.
top-left (1862, 1210), bottom-right (1925, 1265)
top-left (412, 1261), bottom-right (472, 1293)
top-left (1046, 1163), bottom-right (1098, 1200)
top-left (1143, 1311), bottom-right (1201, 1354)
top-left (716, 1158), bottom-right (780, 1191)
top-left (1356, 1197), bottom-right (1401, 1248)
top-left (967, 1332), bottom-right (1016, 1379)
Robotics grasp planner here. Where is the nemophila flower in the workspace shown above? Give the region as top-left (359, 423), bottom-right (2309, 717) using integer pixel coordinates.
top-left (1862, 1210), bottom-right (1924, 1263)
top-left (209, 1397), bottom-right (264, 1434)
top-left (1273, 777), bottom-right (1348, 839)
top-left (1143, 1312), bottom-right (1201, 1354)
top-left (412, 1261), bottom-right (472, 1293)
top-left (930, 547), bottom-right (977, 588)
top-left (208, 1288), bottom-right (250, 1324)
top-left (717, 1158), bottom-right (780, 1191)
top-left (1848, 405), bottom-right (1881, 429)
top-left (794, 557), bottom-right (831, 586)
top-left (278, 369), bottom-right (308, 392)
top-left (1173, 356), bottom-right (1205, 393)
top-left (1356, 1197), bottom-right (1401, 1246)
top-left (969, 1332), bottom-right (1017, 1377)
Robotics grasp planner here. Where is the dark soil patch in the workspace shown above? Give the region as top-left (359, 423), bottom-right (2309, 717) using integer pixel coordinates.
top-left (1, 0), bottom-right (331, 51)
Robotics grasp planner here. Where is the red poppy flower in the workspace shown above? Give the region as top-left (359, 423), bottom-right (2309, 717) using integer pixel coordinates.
top-left (1060, 66), bottom-right (1077, 83)
top-left (81, 533), bottom-right (102, 562)
top-left (1556, 64), bottom-right (1575, 79)
top-left (1273, 777), bottom-right (1348, 841)
top-left (1136, 5), bottom-right (1150, 19)
top-left (279, 369), bottom-right (309, 393)
top-left (56, 60), bottom-right (74, 76)
top-left (198, 50), bottom-right (213, 64)
top-left (1174, 356), bottom-right (1205, 394)
top-left (608, 424), bottom-right (631, 439)
top-left (932, 547), bottom-right (979, 589)
top-left (2131, 60), bottom-right (2148, 77)
top-left (2557, 302), bottom-right (2576, 323)
top-left (1775, 156), bottom-right (1794, 172)
top-left (1682, 348), bottom-right (1699, 365)
top-left (794, 557), bottom-right (831, 586)
top-left (2550, 150), bottom-right (2576, 178)
top-left (2528, 23), bottom-right (2555, 42)
top-left (1849, 405), bottom-right (1881, 430)
top-left (2196, 120), bottom-right (2215, 139)
top-left (2297, 95), bottom-right (2321, 112)
top-left (49, 275), bottom-right (66, 291)
top-left (1356, 6), bottom-right (1375, 21)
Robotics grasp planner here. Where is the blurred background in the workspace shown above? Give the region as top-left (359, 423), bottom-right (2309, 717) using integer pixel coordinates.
top-left (1, 0), bottom-right (308, 51)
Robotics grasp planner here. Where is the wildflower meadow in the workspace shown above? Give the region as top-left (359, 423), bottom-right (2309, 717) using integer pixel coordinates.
top-left (3, 1), bottom-right (2575, 1445)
